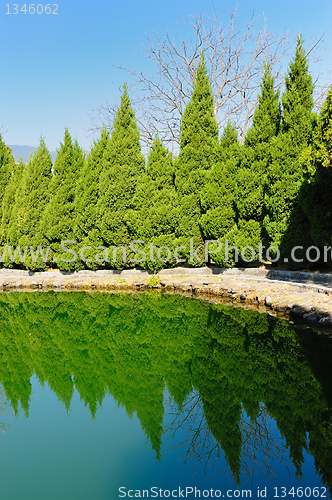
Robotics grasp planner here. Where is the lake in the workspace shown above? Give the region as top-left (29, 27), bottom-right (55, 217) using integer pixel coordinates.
top-left (0, 291), bottom-right (331, 499)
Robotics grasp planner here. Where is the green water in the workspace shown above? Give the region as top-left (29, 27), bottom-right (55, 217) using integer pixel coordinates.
top-left (0, 291), bottom-right (331, 499)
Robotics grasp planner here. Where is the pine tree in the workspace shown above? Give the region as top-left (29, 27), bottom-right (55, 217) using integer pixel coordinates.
top-left (174, 52), bottom-right (219, 265)
top-left (97, 85), bottom-right (145, 269)
top-left (129, 135), bottom-right (177, 270)
top-left (74, 127), bottom-right (110, 269)
top-left (41, 129), bottom-right (85, 271)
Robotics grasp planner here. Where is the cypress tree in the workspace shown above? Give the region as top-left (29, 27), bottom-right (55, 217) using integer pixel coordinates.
top-left (282, 35), bottom-right (315, 143)
top-left (74, 127), bottom-right (111, 269)
top-left (228, 64), bottom-right (282, 264)
top-left (299, 85), bottom-right (332, 262)
top-left (0, 135), bottom-right (15, 243)
top-left (41, 129), bottom-right (85, 271)
top-left (264, 36), bottom-right (316, 260)
top-left (199, 123), bottom-right (238, 266)
top-left (97, 85), bottom-right (145, 269)
top-left (174, 52), bottom-right (219, 265)
top-left (245, 62), bottom-right (281, 147)
top-left (9, 138), bottom-right (53, 270)
top-left (0, 159), bottom-right (25, 268)
top-left (129, 135), bottom-right (177, 270)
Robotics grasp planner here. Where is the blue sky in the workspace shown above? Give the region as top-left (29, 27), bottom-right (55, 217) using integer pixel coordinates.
top-left (0, 0), bottom-right (331, 152)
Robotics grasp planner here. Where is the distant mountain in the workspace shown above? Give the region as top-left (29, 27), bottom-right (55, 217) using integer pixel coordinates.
top-left (8, 145), bottom-right (57, 163)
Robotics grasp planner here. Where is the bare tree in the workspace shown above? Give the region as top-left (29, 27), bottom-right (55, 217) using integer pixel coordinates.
top-left (90, 5), bottom-right (328, 151)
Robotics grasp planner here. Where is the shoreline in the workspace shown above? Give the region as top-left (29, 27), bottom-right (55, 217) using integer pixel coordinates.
top-left (1, 267), bottom-right (332, 334)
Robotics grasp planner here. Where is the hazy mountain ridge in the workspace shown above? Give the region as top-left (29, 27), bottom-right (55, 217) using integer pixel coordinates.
top-left (8, 145), bottom-right (57, 163)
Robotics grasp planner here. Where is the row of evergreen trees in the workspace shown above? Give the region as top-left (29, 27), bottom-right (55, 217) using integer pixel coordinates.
top-left (0, 36), bottom-right (331, 272)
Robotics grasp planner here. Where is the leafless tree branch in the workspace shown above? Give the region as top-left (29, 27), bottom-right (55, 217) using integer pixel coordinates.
top-left (89, 6), bottom-right (329, 149)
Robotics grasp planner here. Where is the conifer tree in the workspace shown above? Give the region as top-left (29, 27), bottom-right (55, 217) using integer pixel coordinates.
top-left (264, 36), bottom-right (316, 259)
top-left (74, 127), bottom-right (110, 269)
top-left (97, 85), bottom-right (145, 269)
top-left (8, 138), bottom-right (53, 270)
top-left (41, 129), bottom-right (85, 271)
top-left (0, 135), bottom-right (15, 243)
top-left (228, 64), bottom-right (282, 262)
top-left (199, 123), bottom-right (238, 266)
top-left (245, 62), bottom-right (281, 147)
top-left (129, 135), bottom-right (177, 270)
top-left (298, 85), bottom-right (332, 261)
top-left (0, 159), bottom-right (25, 267)
top-left (281, 35), bottom-right (315, 143)
top-left (174, 52), bottom-right (219, 265)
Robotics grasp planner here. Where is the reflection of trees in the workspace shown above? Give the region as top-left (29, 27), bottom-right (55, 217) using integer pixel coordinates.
top-left (165, 391), bottom-right (291, 485)
top-left (0, 292), bottom-right (330, 492)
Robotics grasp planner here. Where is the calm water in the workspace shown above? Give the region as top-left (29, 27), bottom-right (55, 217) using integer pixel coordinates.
top-left (0, 291), bottom-right (331, 499)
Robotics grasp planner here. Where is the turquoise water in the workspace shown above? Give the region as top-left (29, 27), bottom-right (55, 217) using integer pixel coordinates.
top-left (0, 292), bottom-right (331, 499)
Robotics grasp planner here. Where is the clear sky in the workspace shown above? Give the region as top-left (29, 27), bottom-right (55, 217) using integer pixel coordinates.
top-left (0, 0), bottom-right (331, 152)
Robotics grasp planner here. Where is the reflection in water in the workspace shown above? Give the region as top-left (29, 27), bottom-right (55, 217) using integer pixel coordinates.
top-left (165, 393), bottom-right (290, 483)
top-left (0, 291), bottom-right (331, 493)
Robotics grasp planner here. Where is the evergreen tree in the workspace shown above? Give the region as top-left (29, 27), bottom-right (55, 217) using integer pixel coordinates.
top-left (5, 138), bottom-right (53, 270)
top-left (128, 135), bottom-right (177, 271)
top-left (0, 159), bottom-right (25, 267)
top-left (245, 62), bottom-right (281, 147)
top-left (229, 65), bottom-right (282, 263)
top-left (41, 129), bottom-right (85, 271)
top-left (97, 85), bottom-right (145, 269)
top-left (282, 35), bottom-right (315, 143)
top-left (174, 52), bottom-right (219, 265)
top-left (298, 85), bottom-right (332, 263)
top-left (74, 127), bottom-right (111, 269)
top-left (199, 122), bottom-right (238, 266)
top-left (0, 135), bottom-right (15, 243)
top-left (264, 36), bottom-right (316, 260)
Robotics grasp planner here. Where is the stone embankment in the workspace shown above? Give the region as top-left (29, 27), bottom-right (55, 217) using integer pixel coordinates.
top-left (1, 267), bottom-right (332, 333)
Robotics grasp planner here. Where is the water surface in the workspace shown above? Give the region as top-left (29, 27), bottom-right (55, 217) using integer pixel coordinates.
top-left (0, 292), bottom-right (331, 499)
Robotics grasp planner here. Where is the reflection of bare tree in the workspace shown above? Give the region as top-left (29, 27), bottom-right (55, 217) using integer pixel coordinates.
top-left (90, 5), bottom-right (328, 151)
top-left (163, 390), bottom-right (293, 483)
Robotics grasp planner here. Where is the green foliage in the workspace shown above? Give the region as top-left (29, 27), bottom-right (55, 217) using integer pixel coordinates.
top-left (0, 159), bottom-right (25, 268)
top-left (264, 37), bottom-right (316, 256)
top-left (174, 53), bottom-right (219, 265)
top-left (147, 274), bottom-right (160, 287)
top-left (129, 135), bottom-right (179, 271)
top-left (0, 39), bottom-right (331, 272)
top-left (97, 85), bottom-right (145, 268)
top-left (74, 127), bottom-right (111, 269)
top-left (6, 138), bottom-right (53, 270)
top-left (41, 129), bottom-right (85, 271)
top-left (282, 36), bottom-right (315, 143)
top-left (0, 135), bottom-right (15, 245)
top-left (288, 85), bottom-right (332, 266)
top-left (245, 63), bottom-right (281, 147)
